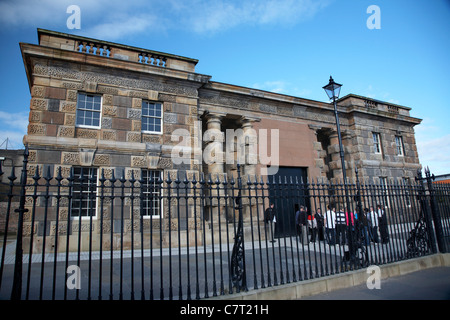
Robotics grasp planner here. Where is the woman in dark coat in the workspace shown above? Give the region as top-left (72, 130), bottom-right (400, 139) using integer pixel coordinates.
top-left (377, 205), bottom-right (389, 244)
top-left (315, 208), bottom-right (325, 241)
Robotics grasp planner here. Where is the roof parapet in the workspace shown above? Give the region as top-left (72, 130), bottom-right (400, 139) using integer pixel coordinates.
top-left (37, 28), bottom-right (198, 72)
top-left (338, 93), bottom-right (412, 117)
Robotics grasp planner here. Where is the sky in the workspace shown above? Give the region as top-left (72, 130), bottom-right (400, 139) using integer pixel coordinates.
top-left (0, 0), bottom-right (449, 175)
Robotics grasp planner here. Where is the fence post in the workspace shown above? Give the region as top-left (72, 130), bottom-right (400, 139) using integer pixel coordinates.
top-left (230, 164), bottom-right (247, 292)
top-left (416, 169), bottom-right (438, 254)
top-left (424, 167), bottom-right (447, 253)
top-left (10, 146), bottom-right (29, 300)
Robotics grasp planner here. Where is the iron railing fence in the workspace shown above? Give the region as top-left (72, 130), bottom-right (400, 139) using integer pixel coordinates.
top-left (0, 149), bottom-right (448, 300)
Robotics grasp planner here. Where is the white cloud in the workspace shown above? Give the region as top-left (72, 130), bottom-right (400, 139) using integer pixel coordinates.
top-left (0, 0), bottom-right (103, 27)
top-left (171, 0), bottom-right (331, 34)
top-left (414, 117), bottom-right (441, 141)
top-left (363, 84), bottom-right (402, 105)
top-left (415, 118), bottom-right (450, 175)
top-left (252, 80), bottom-right (311, 97)
top-left (0, 111), bottom-right (29, 150)
top-left (80, 14), bottom-right (163, 41)
top-left (387, 99), bottom-right (400, 105)
top-left (0, 111), bottom-right (28, 130)
top-left (0, 130), bottom-right (26, 149)
top-left (0, 0), bottom-right (331, 38)
top-left (0, 0), bottom-right (157, 39)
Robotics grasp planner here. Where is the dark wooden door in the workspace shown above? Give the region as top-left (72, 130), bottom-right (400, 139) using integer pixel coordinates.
top-left (268, 167), bottom-right (309, 238)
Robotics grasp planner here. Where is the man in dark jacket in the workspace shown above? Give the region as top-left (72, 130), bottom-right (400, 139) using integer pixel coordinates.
top-left (296, 205), bottom-right (308, 244)
top-left (335, 209), bottom-right (347, 245)
top-left (377, 205), bottom-right (389, 244)
top-left (265, 203), bottom-right (276, 242)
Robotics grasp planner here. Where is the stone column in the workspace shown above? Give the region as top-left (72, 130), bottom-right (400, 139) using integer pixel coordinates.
top-left (204, 112), bottom-right (225, 176)
top-left (308, 125), bottom-right (328, 181)
top-left (327, 130), bottom-right (343, 182)
top-left (328, 129), bottom-right (353, 183)
top-left (239, 116), bottom-right (259, 223)
top-left (203, 112), bottom-right (225, 224)
top-left (239, 116), bottom-right (259, 178)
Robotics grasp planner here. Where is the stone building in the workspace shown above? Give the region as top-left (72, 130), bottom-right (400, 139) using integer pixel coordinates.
top-left (18, 29), bottom-right (422, 249)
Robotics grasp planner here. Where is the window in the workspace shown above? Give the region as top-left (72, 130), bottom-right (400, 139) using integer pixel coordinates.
top-left (71, 167), bottom-right (98, 218)
top-left (372, 132), bottom-right (382, 155)
top-left (141, 101), bottom-right (162, 133)
top-left (141, 169), bottom-right (162, 217)
top-left (402, 177), bottom-right (411, 207)
top-left (395, 136), bottom-right (405, 156)
top-left (76, 93), bottom-right (102, 128)
top-left (380, 177), bottom-right (390, 208)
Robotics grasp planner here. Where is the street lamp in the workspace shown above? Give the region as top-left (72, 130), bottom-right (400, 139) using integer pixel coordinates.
top-left (323, 76), bottom-right (342, 101)
top-left (322, 76), bottom-right (346, 183)
top-left (323, 76), bottom-right (355, 265)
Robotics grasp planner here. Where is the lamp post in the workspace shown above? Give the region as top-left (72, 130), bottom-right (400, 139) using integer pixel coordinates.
top-left (323, 76), bottom-right (355, 266)
top-left (323, 76), bottom-right (346, 183)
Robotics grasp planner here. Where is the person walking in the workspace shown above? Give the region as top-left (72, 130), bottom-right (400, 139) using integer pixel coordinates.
top-left (361, 208), bottom-right (371, 246)
top-left (335, 208), bottom-right (347, 245)
top-left (368, 206), bottom-right (379, 243)
top-left (296, 205), bottom-right (308, 244)
top-left (315, 208), bottom-right (325, 241)
top-left (325, 205), bottom-right (336, 245)
top-left (378, 204), bottom-right (389, 244)
top-left (308, 209), bottom-right (317, 242)
top-left (265, 202), bottom-right (277, 243)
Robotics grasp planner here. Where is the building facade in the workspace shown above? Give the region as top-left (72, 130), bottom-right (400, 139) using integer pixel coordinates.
top-left (18, 29), bottom-right (422, 250)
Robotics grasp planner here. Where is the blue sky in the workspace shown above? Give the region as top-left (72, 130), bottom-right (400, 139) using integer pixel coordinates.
top-left (0, 0), bottom-right (449, 175)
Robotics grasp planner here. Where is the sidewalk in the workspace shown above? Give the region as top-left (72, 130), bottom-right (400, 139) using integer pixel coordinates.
top-left (302, 266), bottom-right (450, 300)
top-left (2, 232), bottom-right (449, 300)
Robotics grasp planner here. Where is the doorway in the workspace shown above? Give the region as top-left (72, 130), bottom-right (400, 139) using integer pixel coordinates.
top-left (268, 167), bottom-right (309, 238)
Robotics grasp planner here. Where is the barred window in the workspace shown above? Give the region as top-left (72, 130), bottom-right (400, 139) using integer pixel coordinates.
top-left (71, 167), bottom-right (98, 218)
top-left (141, 101), bottom-right (162, 133)
top-left (76, 93), bottom-right (102, 128)
top-left (141, 169), bottom-right (162, 217)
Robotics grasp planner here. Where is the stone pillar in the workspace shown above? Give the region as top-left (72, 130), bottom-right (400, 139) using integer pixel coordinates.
top-left (239, 116), bottom-right (259, 223)
top-left (308, 125), bottom-right (328, 181)
top-left (328, 129), bottom-right (352, 183)
top-left (239, 116), bottom-right (259, 178)
top-left (327, 131), bottom-right (341, 182)
top-left (203, 112), bottom-right (225, 223)
top-left (204, 112), bottom-right (225, 176)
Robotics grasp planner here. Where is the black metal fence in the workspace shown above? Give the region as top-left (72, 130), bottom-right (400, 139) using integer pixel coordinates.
top-left (0, 148), bottom-right (449, 300)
